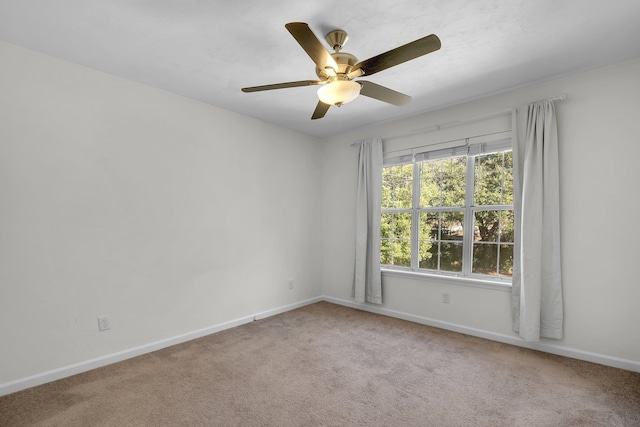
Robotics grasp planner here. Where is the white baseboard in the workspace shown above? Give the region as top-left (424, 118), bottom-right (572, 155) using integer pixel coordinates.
top-left (254, 296), bottom-right (323, 320)
top-left (322, 296), bottom-right (640, 373)
top-left (3, 294), bottom-right (637, 397)
top-left (0, 297), bottom-right (322, 397)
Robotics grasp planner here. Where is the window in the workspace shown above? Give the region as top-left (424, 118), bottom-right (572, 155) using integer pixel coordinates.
top-left (381, 140), bottom-right (514, 282)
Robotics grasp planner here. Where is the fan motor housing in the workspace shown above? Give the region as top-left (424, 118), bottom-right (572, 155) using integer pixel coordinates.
top-left (316, 52), bottom-right (358, 79)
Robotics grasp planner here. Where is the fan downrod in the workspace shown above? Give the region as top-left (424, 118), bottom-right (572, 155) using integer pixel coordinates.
top-left (325, 30), bottom-right (348, 52)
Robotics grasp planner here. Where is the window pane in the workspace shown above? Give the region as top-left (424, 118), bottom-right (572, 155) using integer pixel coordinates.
top-left (391, 213), bottom-right (411, 239)
top-left (419, 240), bottom-right (437, 269)
top-left (392, 240), bottom-right (411, 267)
top-left (420, 212), bottom-right (440, 241)
top-left (474, 210), bottom-right (500, 242)
top-left (381, 183), bottom-right (392, 209)
top-left (421, 160), bottom-right (440, 177)
top-left (472, 243), bottom-right (497, 275)
top-left (475, 152), bottom-right (501, 171)
top-left (442, 157), bottom-right (467, 206)
top-left (420, 157), bottom-right (466, 207)
top-left (420, 175), bottom-right (441, 207)
top-left (394, 180), bottom-right (413, 209)
top-left (444, 156), bottom-right (467, 175)
top-left (380, 240), bottom-right (391, 265)
top-left (382, 164), bottom-right (413, 209)
top-left (475, 171), bottom-right (502, 205)
top-left (474, 151), bottom-right (513, 206)
top-left (441, 174), bottom-right (466, 206)
top-left (398, 163), bottom-right (413, 180)
top-left (383, 163), bottom-right (412, 181)
top-left (381, 213), bottom-right (392, 239)
top-left (499, 244), bottom-right (514, 277)
top-left (500, 210), bottom-right (514, 243)
top-left (503, 151), bottom-right (513, 169)
top-left (380, 212), bottom-right (411, 267)
top-left (441, 212), bottom-right (464, 241)
top-left (440, 242), bottom-right (463, 272)
top-left (503, 170), bottom-right (514, 204)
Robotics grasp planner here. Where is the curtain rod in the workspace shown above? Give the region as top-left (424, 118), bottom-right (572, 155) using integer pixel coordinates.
top-left (351, 93), bottom-right (567, 146)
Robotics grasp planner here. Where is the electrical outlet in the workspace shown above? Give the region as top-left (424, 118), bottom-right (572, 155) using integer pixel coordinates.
top-left (98, 315), bottom-right (111, 331)
top-left (442, 293), bottom-right (450, 304)
top-left (288, 279), bottom-right (294, 289)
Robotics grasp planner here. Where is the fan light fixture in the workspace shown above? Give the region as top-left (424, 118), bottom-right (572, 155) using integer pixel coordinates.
top-left (317, 80), bottom-right (361, 106)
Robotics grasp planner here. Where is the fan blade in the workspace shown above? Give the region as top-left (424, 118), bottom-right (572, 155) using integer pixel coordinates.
top-left (351, 34), bottom-right (441, 76)
top-left (358, 81), bottom-right (411, 106)
top-left (242, 80), bottom-right (325, 93)
top-left (311, 101), bottom-right (330, 120)
top-left (285, 22), bottom-right (338, 71)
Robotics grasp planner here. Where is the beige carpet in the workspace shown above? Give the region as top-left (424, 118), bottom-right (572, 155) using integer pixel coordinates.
top-left (1, 302), bottom-right (639, 426)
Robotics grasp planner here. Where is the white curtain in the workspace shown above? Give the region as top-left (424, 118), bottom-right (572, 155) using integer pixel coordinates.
top-left (511, 100), bottom-right (563, 341)
top-left (353, 138), bottom-right (383, 304)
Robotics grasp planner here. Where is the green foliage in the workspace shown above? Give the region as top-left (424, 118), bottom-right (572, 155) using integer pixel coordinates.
top-left (381, 164), bottom-right (413, 266)
top-left (420, 156), bottom-right (466, 207)
top-left (380, 212), bottom-right (411, 266)
top-left (474, 151), bottom-right (513, 205)
top-left (382, 164), bottom-right (413, 209)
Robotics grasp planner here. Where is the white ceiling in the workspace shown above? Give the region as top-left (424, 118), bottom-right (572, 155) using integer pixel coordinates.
top-left (1, 0), bottom-right (640, 138)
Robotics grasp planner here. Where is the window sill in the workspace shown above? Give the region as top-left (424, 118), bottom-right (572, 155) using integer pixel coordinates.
top-left (381, 268), bottom-right (512, 292)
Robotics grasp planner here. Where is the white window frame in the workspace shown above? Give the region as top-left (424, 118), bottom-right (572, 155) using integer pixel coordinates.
top-left (381, 138), bottom-right (514, 289)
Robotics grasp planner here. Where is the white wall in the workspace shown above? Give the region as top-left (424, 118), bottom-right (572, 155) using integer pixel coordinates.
top-left (0, 41), bottom-right (323, 387)
top-left (321, 57), bottom-right (640, 369)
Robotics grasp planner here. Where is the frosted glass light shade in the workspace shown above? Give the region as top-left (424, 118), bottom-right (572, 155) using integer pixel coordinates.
top-left (317, 80), bottom-right (361, 105)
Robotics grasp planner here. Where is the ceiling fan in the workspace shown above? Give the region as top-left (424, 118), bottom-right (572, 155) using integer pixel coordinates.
top-left (241, 22), bottom-right (441, 120)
